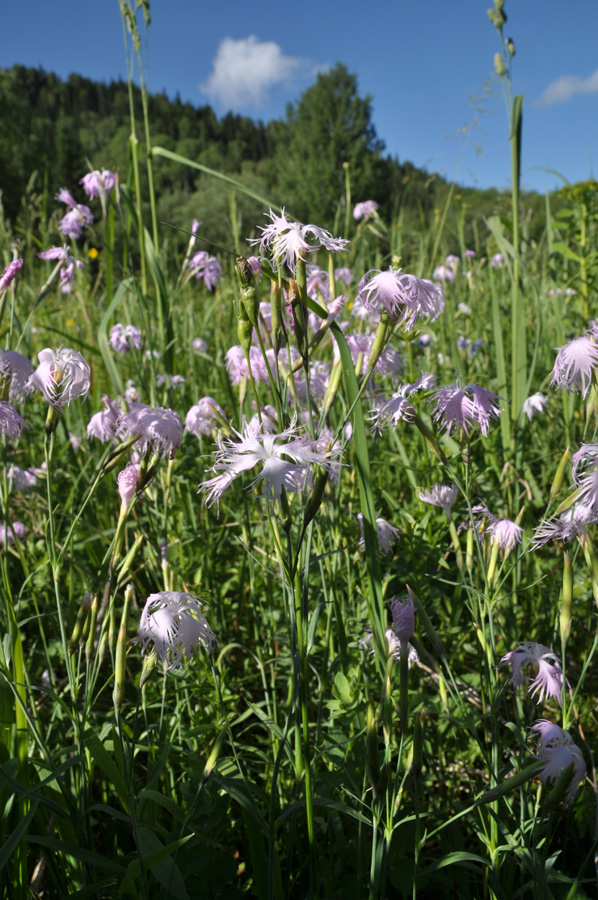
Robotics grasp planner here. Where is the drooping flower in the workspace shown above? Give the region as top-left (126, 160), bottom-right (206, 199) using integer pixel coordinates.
top-left (0, 402), bottom-right (28, 442)
top-left (0, 521), bottom-right (26, 544)
top-left (189, 251), bottom-right (223, 290)
top-left (28, 348), bottom-right (90, 407)
top-left (138, 591), bottom-right (216, 670)
top-left (531, 502), bottom-right (598, 548)
top-left (551, 336), bottom-right (598, 398)
top-left (117, 406), bottom-right (183, 457)
top-left (225, 345), bottom-right (273, 385)
top-left (357, 269), bottom-right (444, 329)
top-left (185, 397), bottom-right (227, 438)
top-left (433, 264), bottom-right (455, 282)
top-left (0, 349), bottom-right (34, 402)
top-left (523, 392), bottom-right (549, 421)
top-left (464, 249), bottom-right (476, 260)
top-left (357, 514), bottom-right (400, 556)
top-left (334, 266), bottom-right (353, 286)
top-left (418, 483), bottom-right (459, 517)
top-left (353, 200), bottom-right (379, 221)
top-left (0, 258), bottom-right (23, 292)
top-left (390, 595), bottom-right (416, 642)
top-left (445, 254), bottom-right (461, 270)
top-left (80, 169), bottom-right (117, 200)
top-left (117, 463), bottom-right (140, 506)
top-left (87, 395), bottom-right (121, 443)
top-left (199, 417), bottom-right (339, 512)
top-left (7, 465), bottom-right (41, 492)
top-left (247, 256), bottom-right (262, 281)
top-left (530, 720), bottom-right (586, 805)
top-left (55, 188), bottom-right (93, 239)
top-left (38, 246), bottom-right (85, 294)
top-left (429, 382), bottom-right (503, 438)
top-left (500, 642), bottom-right (565, 705)
top-left (109, 324), bottom-right (143, 353)
top-left (486, 514), bottom-right (524, 552)
top-left (250, 208), bottom-right (348, 275)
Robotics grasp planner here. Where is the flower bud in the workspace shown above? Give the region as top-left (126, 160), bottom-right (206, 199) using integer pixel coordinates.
top-left (560, 550), bottom-right (573, 648)
top-left (85, 596), bottom-right (99, 664)
top-left (201, 726), bottom-right (228, 786)
top-left (113, 585), bottom-right (133, 713)
top-left (506, 37), bottom-right (515, 56)
top-left (494, 53), bottom-right (507, 77)
top-left (550, 446), bottom-right (570, 502)
top-left (68, 593), bottom-right (92, 654)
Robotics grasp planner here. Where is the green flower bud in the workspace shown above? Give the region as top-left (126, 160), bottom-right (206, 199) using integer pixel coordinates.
top-left (494, 53), bottom-right (507, 77)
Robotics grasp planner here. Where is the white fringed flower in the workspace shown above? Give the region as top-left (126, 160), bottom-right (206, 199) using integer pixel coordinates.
top-left (139, 591), bottom-right (216, 670)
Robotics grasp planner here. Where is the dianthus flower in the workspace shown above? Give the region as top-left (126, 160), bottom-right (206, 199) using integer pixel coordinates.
top-left (500, 642), bottom-right (565, 705)
top-left (38, 246), bottom-right (85, 294)
top-left (225, 345), bottom-right (273, 385)
top-left (433, 264), bottom-right (455, 282)
top-left (250, 208), bottom-right (348, 275)
top-left (334, 266), bottom-right (353, 286)
top-left (0, 402), bottom-right (28, 442)
top-left (569, 443), bottom-right (598, 511)
top-left (353, 200), bottom-right (379, 221)
top-left (80, 169), bottom-right (117, 200)
top-left (551, 336), bottom-right (598, 398)
top-left (357, 269), bottom-right (444, 328)
top-left (28, 348), bottom-right (90, 407)
top-left (117, 406), bottom-right (183, 458)
top-left (7, 465), bottom-right (41, 492)
top-left (418, 483), bottom-right (459, 517)
top-left (0, 521), bottom-right (26, 544)
top-left (445, 254), bottom-right (460, 270)
top-left (370, 373), bottom-right (437, 433)
top-left (109, 323), bottom-right (143, 353)
top-left (306, 265), bottom-right (330, 302)
top-left (362, 597), bottom-right (418, 665)
top-left (87, 395), bottom-right (121, 443)
top-left (531, 502), bottom-right (598, 548)
top-left (464, 249), bottom-right (476, 260)
top-left (357, 513), bottom-right (400, 556)
top-left (55, 188), bottom-right (93, 239)
top-left (523, 392), bottom-right (549, 421)
top-left (0, 349), bottom-right (34, 402)
top-left (192, 337), bottom-right (208, 353)
top-left (185, 397), bottom-right (227, 438)
top-left (488, 516), bottom-right (523, 551)
top-left (0, 258), bottom-right (23, 292)
top-left (189, 251), bottom-right (223, 291)
top-left (139, 591), bottom-right (216, 671)
top-left (530, 720), bottom-right (586, 805)
top-left (429, 382), bottom-right (503, 438)
top-left (199, 417), bottom-right (339, 512)
top-left (490, 253), bottom-right (504, 268)
top-left (117, 462), bottom-right (140, 506)
top-left (156, 374), bottom-right (186, 390)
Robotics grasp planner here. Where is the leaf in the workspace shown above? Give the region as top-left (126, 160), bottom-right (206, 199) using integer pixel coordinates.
top-left (0, 801), bottom-right (38, 872)
top-left (119, 828), bottom-right (192, 900)
top-left (83, 728), bottom-right (130, 814)
top-left (97, 279), bottom-right (134, 395)
top-left (417, 850), bottom-right (490, 878)
top-left (551, 241), bottom-right (583, 264)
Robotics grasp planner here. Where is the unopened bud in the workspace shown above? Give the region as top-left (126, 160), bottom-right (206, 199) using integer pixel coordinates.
top-left (201, 726), bottom-right (228, 785)
top-left (506, 37), bottom-right (515, 56)
top-left (550, 446), bottom-right (570, 502)
top-left (113, 585), bottom-right (133, 713)
top-left (560, 550), bottom-right (573, 647)
top-left (85, 596), bottom-right (99, 664)
top-left (68, 593), bottom-right (92, 653)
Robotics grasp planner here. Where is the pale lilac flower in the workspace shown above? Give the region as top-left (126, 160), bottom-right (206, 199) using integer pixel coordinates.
top-left (185, 397), bottom-right (227, 438)
top-left (531, 502), bottom-right (598, 548)
top-left (55, 188), bottom-right (93, 239)
top-left (523, 392), bottom-right (549, 421)
top-left (192, 337), bottom-right (208, 353)
top-left (38, 246), bottom-right (85, 294)
top-left (0, 402), bottom-right (28, 442)
top-left (418, 483), bottom-right (459, 517)
top-left (117, 463), bottom-right (140, 506)
top-left (488, 517), bottom-right (523, 551)
top-left (247, 256), bottom-right (262, 281)
top-left (551, 336), bottom-right (598, 398)
top-left (189, 251), bottom-right (222, 290)
top-left (293, 360), bottom-right (330, 403)
top-left (225, 345), bottom-right (272, 385)
top-left (0, 349), bottom-right (34, 402)
top-left (530, 720), bottom-right (586, 805)
top-left (7, 465), bottom-right (40, 492)
top-left (353, 200), bottom-right (379, 221)
top-left (357, 514), bottom-right (400, 556)
top-left (334, 267), bottom-right (353, 286)
top-left (139, 591), bottom-right (216, 670)
top-left (490, 253), bottom-right (504, 268)
top-left (500, 642), bottom-right (564, 705)
top-left (125, 381), bottom-right (139, 405)
top-left (458, 302), bottom-right (472, 315)
top-left (429, 382), bottom-right (503, 438)
top-left (87, 395), bottom-right (121, 443)
top-left (445, 254), bottom-right (460, 270)
top-left (370, 385), bottom-right (417, 432)
top-left (0, 521), bottom-right (26, 544)
top-left (248, 405), bottom-right (279, 435)
top-left (200, 417), bottom-right (339, 512)
top-left (457, 335), bottom-right (483, 358)
top-left (0, 258), bottom-right (23, 292)
top-left (109, 323), bottom-right (143, 353)
top-left (80, 169), bottom-right (116, 200)
top-left (117, 406), bottom-right (183, 457)
top-left (391, 596), bottom-right (416, 641)
top-left (433, 265), bottom-right (455, 282)
top-left (156, 374), bottom-right (186, 390)
top-left (144, 349), bottom-right (161, 361)
top-left (418, 333), bottom-right (432, 347)
top-left (464, 249), bottom-right (476, 259)
top-left (250, 208), bottom-right (349, 275)
top-left (69, 432), bottom-right (83, 451)
top-left (357, 269), bottom-right (444, 328)
top-left (306, 265), bottom-right (330, 302)
top-left (361, 626), bottom-right (418, 667)
top-left (568, 444), bottom-right (598, 512)
top-left (28, 348), bottom-right (90, 407)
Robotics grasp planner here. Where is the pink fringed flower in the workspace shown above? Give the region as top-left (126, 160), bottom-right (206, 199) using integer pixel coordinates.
top-left (55, 188), bottom-right (94, 239)
top-left (429, 382), bottom-right (503, 438)
top-left (139, 591), bottom-right (216, 671)
top-left (357, 269), bottom-right (444, 329)
top-left (0, 349), bottom-right (34, 402)
top-left (250, 208), bottom-right (348, 275)
top-left (0, 258), bottom-right (23, 292)
top-left (189, 251), bottom-right (223, 291)
top-left (28, 348), bottom-right (90, 407)
top-left (117, 406), bottom-right (183, 457)
top-left (418, 483), bottom-right (459, 517)
top-left (530, 720), bottom-right (586, 805)
top-left (353, 200), bottom-right (379, 221)
top-left (87, 395), bottom-right (121, 443)
top-left (0, 521), bottom-right (26, 544)
top-left (551, 336), bottom-right (598, 398)
top-left (117, 463), bottom-right (140, 506)
top-left (0, 402), bottom-right (28, 442)
top-left (38, 246), bottom-right (84, 294)
top-left (500, 642), bottom-right (565, 705)
top-left (80, 169), bottom-right (117, 200)
top-left (109, 324), bottom-right (143, 353)
top-left (357, 513), bottom-right (400, 556)
top-left (185, 397), bottom-right (227, 438)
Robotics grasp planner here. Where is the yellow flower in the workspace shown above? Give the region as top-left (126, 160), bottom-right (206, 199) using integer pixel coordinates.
top-left (66, 318), bottom-right (75, 328)
top-left (88, 247), bottom-right (99, 260)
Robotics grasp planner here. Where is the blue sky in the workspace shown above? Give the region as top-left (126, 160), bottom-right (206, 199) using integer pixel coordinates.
top-left (2, 0), bottom-right (597, 193)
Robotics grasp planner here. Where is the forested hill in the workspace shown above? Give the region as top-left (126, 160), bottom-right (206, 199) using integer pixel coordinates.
top-left (0, 63), bottom-right (547, 246)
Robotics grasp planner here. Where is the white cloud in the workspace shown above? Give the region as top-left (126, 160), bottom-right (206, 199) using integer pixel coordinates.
top-left (536, 68), bottom-right (598, 107)
top-left (200, 36), bottom-right (304, 108)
